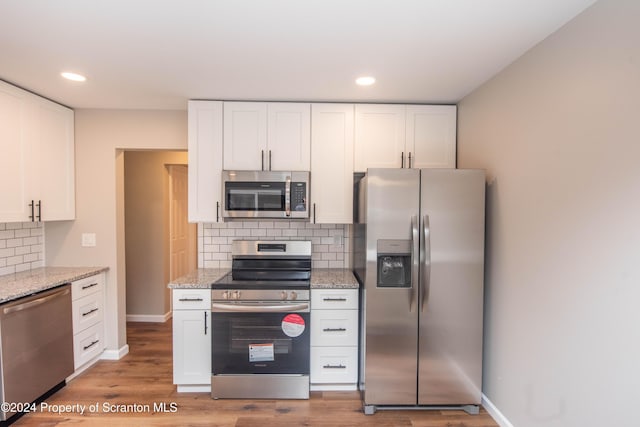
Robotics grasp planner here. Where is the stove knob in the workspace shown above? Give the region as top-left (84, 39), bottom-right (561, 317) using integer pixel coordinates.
top-left (290, 291), bottom-right (297, 301)
top-left (281, 291), bottom-right (288, 301)
top-left (232, 290), bottom-right (241, 300)
top-left (222, 291), bottom-right (229, 300)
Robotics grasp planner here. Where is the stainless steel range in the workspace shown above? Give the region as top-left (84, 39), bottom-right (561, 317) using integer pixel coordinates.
top-left (211, 240), bottom-right (311, 399)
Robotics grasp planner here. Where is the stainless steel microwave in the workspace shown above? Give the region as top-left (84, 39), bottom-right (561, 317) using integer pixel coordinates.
top-left (221, 171), bottom-right (310, 220)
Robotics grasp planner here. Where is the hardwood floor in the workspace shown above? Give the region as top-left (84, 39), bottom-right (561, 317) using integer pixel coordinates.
top-left (14, 321), bottom-right (498, 427)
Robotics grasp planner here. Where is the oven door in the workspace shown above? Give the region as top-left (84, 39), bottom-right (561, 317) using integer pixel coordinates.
top-left (211, 302), bottom-right (310, 375)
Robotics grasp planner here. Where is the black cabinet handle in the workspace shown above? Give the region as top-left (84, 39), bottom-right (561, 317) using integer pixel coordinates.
top-left (216, 201), bottom-right (220, 222)
top-left (408, 152), bottom-right (412, 168)
top-left (36, 200), bottom-right (41, 221)
top-left (204, 311), bottom-right (208, 335)
top-left (83, 339), bottom-right (99, 351)
top-left (261, 150), bottom-right (265, 170)
top-left (401, 151), bottom-right (404, 168)
top-left (82, 282), bottom-right (99, 290)
top-left (323, 364), bottom-right (346, 369)
top-left (323, 328), bottom-right (347, 332)
top-left (29, 200), bottom-right (35, 222)
top-left (82, 308), bottom-right (99, 317)
top-left (269, 150), bottom-right (272, 171)
top-left (323, 298), bottom-right (347, 302)
top-left (178, 298), bottom-right (204, 302)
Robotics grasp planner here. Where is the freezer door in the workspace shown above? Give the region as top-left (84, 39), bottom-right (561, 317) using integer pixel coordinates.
top-left (362, 168), bottom-right (420, 406)
top-left (418, 169), bottom-right (485, 405)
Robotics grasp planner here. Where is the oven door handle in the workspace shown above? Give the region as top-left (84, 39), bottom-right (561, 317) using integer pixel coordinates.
top-left (211, 302), bottom-right (310, 313)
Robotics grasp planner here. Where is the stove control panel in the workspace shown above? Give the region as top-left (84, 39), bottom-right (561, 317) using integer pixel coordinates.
top-left (212, 289), bottom-right (309, 302)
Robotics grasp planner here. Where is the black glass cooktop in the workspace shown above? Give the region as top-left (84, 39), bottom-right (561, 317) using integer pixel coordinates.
top-left (211, 273), bottom-right (310, 290)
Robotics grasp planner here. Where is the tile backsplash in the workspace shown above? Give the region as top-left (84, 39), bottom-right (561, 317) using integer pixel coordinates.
top-left (0, 222), bottom-right (44, 276)
top-left (198, 222), bottom-right (350, 269)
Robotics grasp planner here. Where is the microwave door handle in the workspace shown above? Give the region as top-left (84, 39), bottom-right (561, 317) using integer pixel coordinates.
top-left (285, 176), bottom-right (291, 217)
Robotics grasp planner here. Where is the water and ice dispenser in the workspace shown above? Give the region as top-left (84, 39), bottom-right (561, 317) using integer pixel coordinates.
top-left (376, 240), bottom-right (412, 288)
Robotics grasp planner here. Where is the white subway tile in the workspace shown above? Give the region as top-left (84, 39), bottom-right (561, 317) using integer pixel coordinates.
top-left (313, 229), bottom-right (329, 237)
top-left (0, 230), bottom-right (14, 239)
top-left (0, 240), bottom-right (6, 249)
top-left (204, 260), bottom-right (220, 268)
top-left (321, 252), bottom-right (337, 261)
top-left (211, 236), bottom-right (228, 244)
top-left (281, 229), bottom-right (297, 237)
top-left (313, 260), bottom-right (329, 268)
top-left (251, 229), bottom-right (267, 237)
top-left (15, 262), bottom-right (31, 273)
top-left (5, 223), bottom-right (23, 230)
top-left (22, 237), bottom-right (38, 246)
top-left (275, 222), bottom-right (290, 229)
top-left (259, 221), bottom-right (274, 229)
top-left (329, 260), bottom-right (344, 268)
top-left (6, 255), bottom-right (23, 266)
top-left (267, 229), bottom-right (282, 237)
top-left (0, 266), bottom-right (15, 276)
top-left (297, 229), bottom-right (313, 237)
top-left (220, 229), bottom-right (235, 237)
top-left (234, 229), bottom-right (252, 237)
top-left (30, 260), bottom-right (44, 269)
top-left (14, 229), bottom-right (30, 238)
top-left (0, 248), bottom-right (15, 258)
top-left (15, 246), bottom-right (30, 256)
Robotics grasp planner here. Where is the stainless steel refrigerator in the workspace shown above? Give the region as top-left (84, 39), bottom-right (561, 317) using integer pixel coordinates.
top-left (353, 168), bottom-right (485, 415)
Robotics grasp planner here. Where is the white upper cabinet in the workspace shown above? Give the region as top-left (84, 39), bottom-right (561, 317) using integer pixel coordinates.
top-left (223, 102), bottom-right (267, 170)
top-left (267, 103), bottom-right (310, 171)
top-left (0, 82), bottom-right (31, 222)
top-left (354, 104), bottom-right (456, 172)
top-left (0, 80), bottom-right (75, 223)
top-left (223, 102), bottom-right (310, 171)
top-left (34, 98), bottom-right (75, 221)
top-left (406, 105), bottom-right (457, 169)
top-left (188, 100), bottom-right (223, 223)
top-left (310, 104), bottom-right (354, 224)
top-left (354, 104), bottom-right (406, 171)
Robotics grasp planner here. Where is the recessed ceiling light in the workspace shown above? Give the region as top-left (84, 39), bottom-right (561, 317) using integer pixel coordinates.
top-left (356, 76), bottom-right (376, 86)
top-left (61, 72), bottom-right (86, 82)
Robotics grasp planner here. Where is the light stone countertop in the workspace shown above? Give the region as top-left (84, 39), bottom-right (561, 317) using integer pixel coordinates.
top-left (168, 268), bottom-right (359, 289)
top-left (168, 268), bottom-right (229, 289)
top-left (0, 266), bottom-right (109, 304)
top-left (310, 268), bottom-right (359, 289)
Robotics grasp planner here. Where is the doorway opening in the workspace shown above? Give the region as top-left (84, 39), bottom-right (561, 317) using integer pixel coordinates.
top-left (123, 150), bottom-right (196, 322)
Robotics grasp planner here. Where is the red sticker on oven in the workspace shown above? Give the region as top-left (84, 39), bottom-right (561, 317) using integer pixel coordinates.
top-left (282, 314), bottom-right (305, 337)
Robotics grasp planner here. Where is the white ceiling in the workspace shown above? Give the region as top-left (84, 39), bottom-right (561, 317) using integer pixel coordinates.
top-left (0, 0), bottom-right (597, 110)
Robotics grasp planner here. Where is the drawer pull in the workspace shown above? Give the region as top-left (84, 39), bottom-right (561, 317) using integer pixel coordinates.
top-left (323, 364), bottom-right (346, 369)
top-left (83, 339), bottom-right (100, 351)
top-left (82, 308), bottom-right (99, 317)
top-left (178, 298), bottom-right (204, 302)
top-left (82, 282), bottom-right (99, 290)
top-left (322, 298), bottom-right (347, 302)
top-left (323, 328), bottom-right (347, 332)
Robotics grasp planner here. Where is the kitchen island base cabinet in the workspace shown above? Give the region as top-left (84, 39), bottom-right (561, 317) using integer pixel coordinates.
top-left (310, 289), bottom-right (359, 391)
top-left (172, 289), bottom-right (212, 392)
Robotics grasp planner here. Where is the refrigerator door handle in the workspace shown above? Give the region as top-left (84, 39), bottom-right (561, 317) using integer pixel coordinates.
top-left (421, 215), bottom-right (431, 312)
top-left (411, 215), bottom-right (419, 312)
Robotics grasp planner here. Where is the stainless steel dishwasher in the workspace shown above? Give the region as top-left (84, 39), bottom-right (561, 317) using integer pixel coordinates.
top-left (0, 284), bottom-right (74, 422)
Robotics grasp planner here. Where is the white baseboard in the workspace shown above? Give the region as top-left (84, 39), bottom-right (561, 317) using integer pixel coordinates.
top-left (100, 344), bottom-right (130, 360)
top-left (482, 393), bottom-right (514, 427)
top-left (177, 385), bottom-right (211, 393)
top-left (310, 384), bottom-right (358, 391)
top-left (126, 311), bottom-right (172, 323)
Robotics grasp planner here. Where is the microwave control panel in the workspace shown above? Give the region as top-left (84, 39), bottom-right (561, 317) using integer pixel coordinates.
top-left (291, 182), bottom-right (307, 211)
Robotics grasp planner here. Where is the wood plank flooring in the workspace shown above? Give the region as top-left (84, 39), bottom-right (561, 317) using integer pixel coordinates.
top-left (14, 321), bottom-right (498, 426)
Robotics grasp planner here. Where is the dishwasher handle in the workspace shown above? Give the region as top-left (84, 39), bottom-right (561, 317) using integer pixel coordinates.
top-left (3, 286), bottom-right (71, 315)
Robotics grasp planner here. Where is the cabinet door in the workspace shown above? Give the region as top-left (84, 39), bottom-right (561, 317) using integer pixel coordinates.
top-left (310, 104), bottom-right (354, 224)
top-left (173, 310), bottom-right (211, 385)
top-left (406, 105), bottom-right (457, 169)
top-left (0, 81), bottom-right (32, 222)
top-left (223, 102), bottom-right (267, 170)
top-left (267, 103), bottom-right (310, 171)
top-left (354, 104), bottom-right (406, 172)
top-left (34, 99), bottom-right (75, 221)
top-left (188, 100), bottom-right (223, 222)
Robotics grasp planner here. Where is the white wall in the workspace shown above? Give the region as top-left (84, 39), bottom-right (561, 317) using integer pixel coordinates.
top-left (457, 0), bottom-right (640, 426)
top-left (45, 109), bottom-right (187, 355)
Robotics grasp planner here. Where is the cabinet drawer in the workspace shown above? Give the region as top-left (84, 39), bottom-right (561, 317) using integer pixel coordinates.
top-left (310, 346), bottom-right (358, 384)
top-left (311, 289), bottom-right (358, 310)
top-left (311, 309), bottom-right (358, 347)
top-left (173, 289), bottom-right (211, 310)
top-left (73, 322), bottom-right (105, 369)
top-left (71, 273), bottom-right (104, 300)
top-left (73, 291), bottom-right (104, 332)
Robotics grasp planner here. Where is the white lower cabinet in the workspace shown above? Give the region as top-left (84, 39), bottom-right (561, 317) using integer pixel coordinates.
top-left (310, 289), bottom-right (359, 391)
top-left (172, 289), bottom-right (211, 392)
top-left (71, 273), bottom-right (106, 372)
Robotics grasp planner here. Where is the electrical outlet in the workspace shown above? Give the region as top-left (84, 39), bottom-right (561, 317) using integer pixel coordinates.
top-left (82, 233), bottom-right (96, 247)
